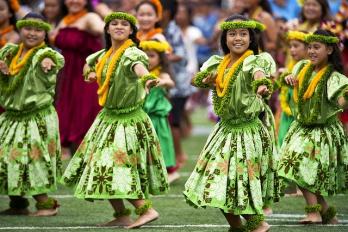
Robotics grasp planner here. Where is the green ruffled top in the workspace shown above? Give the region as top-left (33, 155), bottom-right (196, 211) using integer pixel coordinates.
top-left (194, 52), bottom-right (276, 121)
top-left (0, 43), bottom-right (64, 111)
top-left (290, 60), bottom-right (348, 125)
top-left (86, 46), bottom-right (149, 112)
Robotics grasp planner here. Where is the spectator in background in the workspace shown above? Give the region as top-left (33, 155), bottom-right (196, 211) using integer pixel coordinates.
top-left (43, 0), bottom-right (67, 29)
top-left (269, 0), bottom-right (301, 20)
top-left (0, 0), bottom-right (20, 47)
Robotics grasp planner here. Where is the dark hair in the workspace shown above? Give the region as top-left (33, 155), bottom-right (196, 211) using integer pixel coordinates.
top-left (61, 0), bottom-right (94, 15)
top-left (4, 0), bottom-right (17, 27)
top-left (21, 12), bottom-right (50, 45)
top-left (177, 4), bottom-right (194, 25)
top-left (145, 39), bottom-right (171, 74)
top-left (135, 1), bottom-right (162, 28)
top-left (104, 20), bottom-right (140, 50)
top-left (259, 0), bottom-right (272, 14)
top-left (160, 0), bottom-right (178, 20)
top-left (312, 29), bottom-right (342, 73)
top-left (42, 0), bottom-right (68, 25)
top-left (220, 14), bottom-right (259, 55)
top-left (300, 0), bottom-right (331, 22)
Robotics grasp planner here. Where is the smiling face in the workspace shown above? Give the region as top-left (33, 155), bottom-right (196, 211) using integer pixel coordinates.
top-left (64, 0), bottom-right (87, 14)
top-left (20, 25), bottom-right (46, 49)
top-left (136, 3), bottom-right (158, 31)
top-left (303, 0), bottom-right (322, 22)
top-left (307, 41), bottom-right (332, 67)
top-left (289, 40), bottom-right (307, 62)
top-left (226, 28), bottom-right (250, 55)
top-left (107, 19), bottom-right (132, 42)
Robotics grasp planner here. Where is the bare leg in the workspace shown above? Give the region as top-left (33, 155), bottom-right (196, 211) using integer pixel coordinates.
top-left (243, 215), bottom-right (270, 232)
top-left (125, 199), bottom-right (159, 229)
top-left (0, 196), bottom-right (30, 215)
top-left (99, 199), bottom-right (133, 227)
top-left (30, 194), bottom-right (58, 217)
top-left (299, 187), bottom-right (321, 223)
top-left (222, 211), bottom-right (243, 228)
top-left (171, 126), bottom-right (187, 169)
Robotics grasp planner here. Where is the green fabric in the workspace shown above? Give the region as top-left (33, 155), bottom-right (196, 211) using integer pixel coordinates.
top-left (143, 87), bottom-right (175, 167)
top-left (184, 52), bottom-right (279, 215)
top-left (290, 60), bottom-right (348, 125)
top-left (0, 44), bottom-right (64, 111)
top-left (62, 47), bottom-right (168, 200)
top-left (278, 119), bottom-right (348, 196)
top-left (61, 108), bottom-right (169, 199)
top-left (0, 105), bottom-right (62, 196)
top-left (86, 47), bottom-right (149, 111)
top-left (278, 88), bottom-right (295, 146)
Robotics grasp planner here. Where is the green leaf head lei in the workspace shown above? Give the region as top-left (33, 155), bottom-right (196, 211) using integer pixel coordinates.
top-left (104, 12), bottom-right (137, 27)
top-left (305, 33), bottom-right (340, 44)
top-left (220, 20), bottom-right (266, 31)
top-left (16, 19), bottom-right (52, 32)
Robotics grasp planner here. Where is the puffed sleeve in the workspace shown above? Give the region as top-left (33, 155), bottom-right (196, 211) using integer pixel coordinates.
top-left (291, 59), bottom-right (309, 79)
top-left (242, 52), bottom-right (276, 77)
top-left (86, 49), bottom-right (105, 68)
top-left (327, 71), bottom-right (348, 102)
top-left (0, 43), bottom-right (18, 63)
top-left (122, 46), bottom-right (149, 76)
top-left (192, 55), bottom-right (222, 88)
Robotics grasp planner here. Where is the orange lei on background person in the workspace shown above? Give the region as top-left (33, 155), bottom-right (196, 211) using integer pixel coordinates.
top-left (95, 39), bottom-right (134, 106)
top-left (215, 50), bottom-right (253, 97)
top-left (63, 9), bottom-right (88, 25)
top-left (0, 25), bottom-right (14, 47)
top-left (9, 42), bottom-right (45, 75)
top-left (293, 62), bottom-right (328, 103)
top-left (137, 28), bottom-right (163, 41)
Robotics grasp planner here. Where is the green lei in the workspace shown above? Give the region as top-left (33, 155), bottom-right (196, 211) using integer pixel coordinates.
top-left (212, 62), bottom-right (243, 117)
top-left (297, 63), bottom-right (333, 125)
top-left (0, 44), bottom-right (47, 94)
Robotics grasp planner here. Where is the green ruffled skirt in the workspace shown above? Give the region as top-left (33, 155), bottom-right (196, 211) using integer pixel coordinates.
top-left (277, 112), bottom-right (294, 147)
top-left (61, 107), bottom-right (169, 200)
top-left (278, 119), bottom-right (348, 196)
top-left (0, 105), bottom-right (61, 196)
top-left (183, 118), bottom-right (279, 215)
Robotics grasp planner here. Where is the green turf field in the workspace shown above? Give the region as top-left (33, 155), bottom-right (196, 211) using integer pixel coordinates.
top-left (1, 108), bottom-right (347, 232)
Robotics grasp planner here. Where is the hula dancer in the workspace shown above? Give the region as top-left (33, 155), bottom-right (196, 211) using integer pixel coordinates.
top-left (61, 12), bottom-right (168, 229)
top-left (183, 14), bottom-right (278, 232)
top-left (278, 31), bottom-right (308, 146)
top-left (279, 29), bottom-right (348, 224)
top-left (0, 13), bottom-right (64, 216)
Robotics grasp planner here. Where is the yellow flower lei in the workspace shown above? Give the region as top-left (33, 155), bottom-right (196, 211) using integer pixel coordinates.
top-left (9, 42), bottom-right (45, 75)
top-left (216, 50), bottom-right (253, 97)
top-left (280, 86), bottom-right (292, 116)
top-left (293, 62), bottom-right (328, 103)
top-left (150, 66), bottom-right (161, 77)
top-left (95, 39), bottom-right (134, 106)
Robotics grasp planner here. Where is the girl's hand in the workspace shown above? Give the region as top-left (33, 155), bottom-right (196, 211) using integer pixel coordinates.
top-left (202, 73), bottom-right (216, 85)
top-left (0, 60), bottom-right (9, 75)
top-left (285, 74), bottom-right (297, 86)
top-left (257, 85), bottom-right (269, 96)
top-left (145, 79), bottom-right (159, 94)
top-left (41, 58), bottom-right (55, 73)
top-left (86, 72), bottom-right (97, 83)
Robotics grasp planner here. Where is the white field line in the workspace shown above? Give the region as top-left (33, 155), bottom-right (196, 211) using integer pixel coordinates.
top-left (0, 224), bottom-right (348, 230)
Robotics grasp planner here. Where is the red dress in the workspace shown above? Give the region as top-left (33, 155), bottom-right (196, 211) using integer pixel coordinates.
top-left (55, 27), bottom-right (102, 146)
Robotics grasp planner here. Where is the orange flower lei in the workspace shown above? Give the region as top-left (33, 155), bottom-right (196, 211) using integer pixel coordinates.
top-left (10, 0), bottom-right (20, 12)
top-left (215, 50), bottom-right (253, 97)
top-left (0, 25), bottom-right (14, 47)
top-left (63, 9), bottom-right (88, 25)
top-left (95, 39), bottom-right (134, 106)
top-left (293, 62), bottom-right (328, 103)
top-left (150, 0), bottom-right (163, 20)
top-left (137, 28), bottom-right (163, 41)
top-left (9, 42), bottom-right (45, 75)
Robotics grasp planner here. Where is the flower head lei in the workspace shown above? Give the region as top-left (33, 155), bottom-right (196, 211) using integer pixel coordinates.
top-left (16, 19), bottom-right (52, 32)
top-left (305, 33), bottom-right (340, 44)
top-left (287, 31), bottom-right (307, 42)
top-left (104, 12), bottom-right (137, 27)
top-left (220, 20), bottom-right (266, 31)
top-left (139, 40), bottom-right (171, 53)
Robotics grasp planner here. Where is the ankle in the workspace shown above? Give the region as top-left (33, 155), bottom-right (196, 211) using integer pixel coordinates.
top-left (134, 200), bottom-right (153, 216)
top-left (305, 204), bottom-right (322, 215)
top-left (113, 208), bottom-right (131, 218)
top-left (35, 197), bottom-right (59, 210)
top-left (321, 206), bottom-right (337, 224)
top-left (245, 214), bottom-right (265, 231)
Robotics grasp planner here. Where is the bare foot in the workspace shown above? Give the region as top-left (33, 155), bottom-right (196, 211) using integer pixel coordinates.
top-left (29, 208), bottom-right (58, 217)
top-left (61, 147), bottom-right (71, 160)
top-left (325, 216), bottom-right (338, 224)
top-left (299, 212), bottom-right (322, 224)
top-left (98, 216), bottom-right (134, 227)
top-left (252, 221), bottom-right (271, 232)
top-left (0, 208), bottom-right (30, 215)
top-left (176, 153), bottom-right (188, 169)
top-left (168, 171), bottom-right (180, 184)
top-left (125, 208), bottom-right (159, 229)
top-left (263, 207), bottom-right (273, 216)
